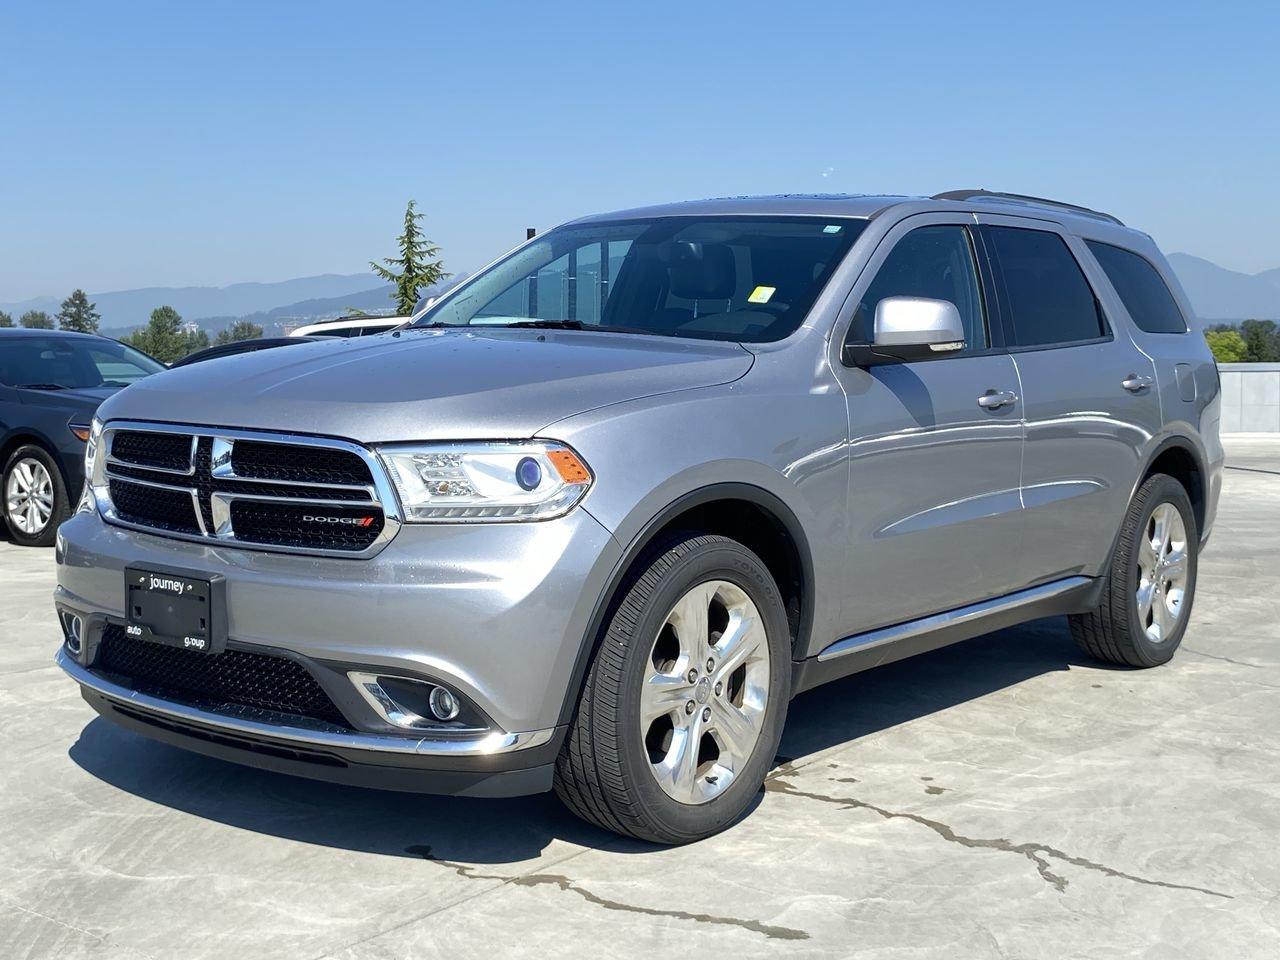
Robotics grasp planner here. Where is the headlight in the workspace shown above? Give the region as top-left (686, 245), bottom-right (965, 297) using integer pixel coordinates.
top-left (80, 418), bottom-right (103, 512)
top-left (376, 441), bottom-right (592, 522)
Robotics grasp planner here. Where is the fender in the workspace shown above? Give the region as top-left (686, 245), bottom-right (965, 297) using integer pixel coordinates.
top-left (553, 482), bottom-right (816, 728)
top-left (1132, 433), bottom-right (1209, 532)
top-left (1098, 432), bottom-right (1210, 575)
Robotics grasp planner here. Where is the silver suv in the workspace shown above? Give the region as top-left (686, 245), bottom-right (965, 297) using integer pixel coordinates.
top-left (55, 191), bottom-right (1222, 843)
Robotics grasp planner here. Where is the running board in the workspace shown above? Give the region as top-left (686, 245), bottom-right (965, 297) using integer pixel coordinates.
top-left (792, 576), bottom-right (1100, 695)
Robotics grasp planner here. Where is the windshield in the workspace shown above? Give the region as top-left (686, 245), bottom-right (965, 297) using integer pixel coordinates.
top-left (416, 216), bottom-right (866, 343)
top-left (0, 336), bottom-right (165, 389)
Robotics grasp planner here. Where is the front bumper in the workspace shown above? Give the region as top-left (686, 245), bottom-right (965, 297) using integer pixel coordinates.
top-left (55, 506), bottom-right (622, 794)
top-left (58, 650), bottom-right (560, 796)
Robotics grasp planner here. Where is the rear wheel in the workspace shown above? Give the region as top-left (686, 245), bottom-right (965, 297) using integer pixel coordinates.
top-left (1070, 473), bottom-right (1197, 667)
top-left (3, 445), bottom-right (69, 547)
top-left (555, 534), bottom-right (791, 843)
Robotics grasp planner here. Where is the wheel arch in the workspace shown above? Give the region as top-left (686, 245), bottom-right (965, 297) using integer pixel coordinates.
top-left (1137, 435), bottom-right (1208, 539)
top-left (555, 483), bottom-right (815, 728)
top-left (0, 429), bottom-right (65, 481)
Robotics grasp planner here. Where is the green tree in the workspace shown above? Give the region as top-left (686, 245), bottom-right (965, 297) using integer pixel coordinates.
top-left (57, 289), bottom-right (101, 333)
top-left (186, 327), bottom-right (211, 353)
top-left (1205, 329), bottom-right (1248, 363)
top-left (20, 310), bottom-right (54, 329)
top-left (1240, 319), bottom-right (1280, 363)
top-left (371, 199), bottom-right (448, 316)
top-left (214, 320), bottom-right (263, 345)
top-left (0, 310), bottom-right (13, 328)
top-left (126, 305), bottom-right (208, 363)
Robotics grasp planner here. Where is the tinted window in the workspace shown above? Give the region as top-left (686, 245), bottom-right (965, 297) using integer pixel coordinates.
top-left (986, 227), bottom-right (1105, 346)
top-left (1086, 241), bottom-right (1187, 334)
top-left (419, 217), bottom-right (865, 343)
top-left (0, 337), bottom-right (163, 389)
top-left (852, 225), bottom-right (986, 349)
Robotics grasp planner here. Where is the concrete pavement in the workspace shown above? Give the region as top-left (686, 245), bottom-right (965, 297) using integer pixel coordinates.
top-left (2, 439), bottom-right (1278, 959)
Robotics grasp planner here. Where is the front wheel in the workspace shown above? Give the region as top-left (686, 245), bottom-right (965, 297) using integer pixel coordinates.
top-left (3, 445), bottom-right (70, 547)
top-left (555, 534), bottom-right (791, 844)
top-left (1070, 473), bottom-right (1198, 667)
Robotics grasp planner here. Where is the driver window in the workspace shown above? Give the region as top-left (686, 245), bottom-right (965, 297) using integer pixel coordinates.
top-left (851, 225), bottom-right (987, 350)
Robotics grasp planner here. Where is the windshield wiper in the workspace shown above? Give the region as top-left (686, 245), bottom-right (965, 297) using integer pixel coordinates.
top-left (16, 382), bottom-right (69, 391)
top-left (503, 319), bottom-right (586, 330)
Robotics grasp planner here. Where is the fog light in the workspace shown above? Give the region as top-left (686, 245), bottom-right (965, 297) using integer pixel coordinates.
top-left (60, 612), bottom-right (84, 655)
top-left (348, 671), bottom-right (480, 731)
top-left (429, 685), bottom-right (460, 721)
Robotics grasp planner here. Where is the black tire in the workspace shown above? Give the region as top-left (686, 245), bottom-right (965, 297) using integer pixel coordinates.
top-left (2, 444), bottom-right (71, 548)
top-left (1069, 473), bottom-right (1198, 668)
top-left (554, 534), bottom-right (791, 844)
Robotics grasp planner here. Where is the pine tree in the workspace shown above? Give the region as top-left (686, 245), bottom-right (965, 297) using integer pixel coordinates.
top-left (214, 320), bottom-right (263, 345)
top-left (370, 200), bottom-right (448, 316)
top-left (57, 289), bottom-right (101, 333)
top-left (125, 305), bottom-right (208, 363)
top-left (20, 310), bottom-right (55, 329)
top-left (1240, 319), bottom-right (1280, 363)
top-left (0, 310), bottom-right (13, 328)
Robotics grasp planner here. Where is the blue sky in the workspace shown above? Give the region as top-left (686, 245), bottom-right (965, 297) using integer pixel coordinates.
top-left (2, 1), bottom-right (1277, 301)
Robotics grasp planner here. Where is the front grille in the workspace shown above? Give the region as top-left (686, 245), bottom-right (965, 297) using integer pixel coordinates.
top-left (94, 624), bottom-right (351, 730)
top-left (111, 430), bottom-right (193, 471)
top-left (98, 424), bottom-right (394, 556)
top-left (230, 500), bottom-right (385, 551)
top-left (108, 478), bottom-right (200, 533)
top-left (231, 440), bottom-right (372, 486)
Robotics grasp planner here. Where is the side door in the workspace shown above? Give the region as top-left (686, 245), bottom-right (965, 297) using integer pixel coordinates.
top-left (977, 217), bottom-right (1162, 582)
top-left (831, 215), bottom-right (1026, 635)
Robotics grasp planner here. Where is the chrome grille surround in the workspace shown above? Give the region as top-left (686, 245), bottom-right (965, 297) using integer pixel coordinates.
top-left (92, 421), bottom-right (402, 558)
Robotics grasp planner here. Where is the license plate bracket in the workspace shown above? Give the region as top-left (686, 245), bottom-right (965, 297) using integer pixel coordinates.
top-left (124, 565), bottom-right (227, 655)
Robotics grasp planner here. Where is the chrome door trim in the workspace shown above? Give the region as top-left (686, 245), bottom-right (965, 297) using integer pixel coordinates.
top-left (817, 575), bottom-right (1092, 662)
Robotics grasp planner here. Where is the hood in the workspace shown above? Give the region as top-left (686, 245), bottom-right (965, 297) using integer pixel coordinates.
top-left (96, 328), bottom-right (754, 442)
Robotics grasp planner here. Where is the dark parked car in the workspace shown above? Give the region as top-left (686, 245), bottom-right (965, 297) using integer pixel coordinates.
top-left (0, 329), bottom-right (164, 546)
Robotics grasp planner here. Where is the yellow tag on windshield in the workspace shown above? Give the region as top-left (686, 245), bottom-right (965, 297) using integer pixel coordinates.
top-left (747, 285), bottom-right (776, 304)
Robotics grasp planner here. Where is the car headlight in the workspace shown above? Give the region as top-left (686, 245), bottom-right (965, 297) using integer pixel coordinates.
top-left (376, 441), bottom-right (592, 522)
top-left (80, 418), bottom-right (103, 511)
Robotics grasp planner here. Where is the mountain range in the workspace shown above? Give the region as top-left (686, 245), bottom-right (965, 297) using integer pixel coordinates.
top-left (3, 254), bottom-right (1278, 335)
top-left (1164, 254), bottom-right (1280, 322)
top-left (0, 274), bottom-right (394, 331)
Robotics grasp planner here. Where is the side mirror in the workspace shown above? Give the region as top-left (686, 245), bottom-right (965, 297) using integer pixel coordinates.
top-left (843, 296), bottom-right (966, 365)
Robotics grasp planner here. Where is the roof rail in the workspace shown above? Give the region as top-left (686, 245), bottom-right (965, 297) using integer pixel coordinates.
top-left (931, 189), bottom-right (1124, 226)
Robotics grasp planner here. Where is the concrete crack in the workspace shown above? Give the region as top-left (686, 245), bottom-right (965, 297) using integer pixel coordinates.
top-left (1183, 646), bottom-right (1264, 669)
top-left (405, 845), bottom-right (809, 941)
top-left (766, 777), bottom-right (1233, 901)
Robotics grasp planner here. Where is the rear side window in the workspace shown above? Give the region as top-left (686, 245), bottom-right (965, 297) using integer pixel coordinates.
top-left (1086, 241), bottom-right (1187, 334)
top-left (986, 227), bottom-right (1106, 347)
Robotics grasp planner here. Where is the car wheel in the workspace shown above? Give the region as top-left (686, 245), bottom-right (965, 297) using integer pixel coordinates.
top-left (1070, 473), bottom-right (1198, 667)
top-left (555, 533), bottom-right (791, 844)
top-left (3, 445), bottom-right (70, 547)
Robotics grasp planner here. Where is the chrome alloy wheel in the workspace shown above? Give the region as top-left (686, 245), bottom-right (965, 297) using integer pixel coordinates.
top-left (640, 580), bottom-right (770, 805)
top-left (1136, 502), bottom-right (1189, 643)
top-left (5, 457), bottom-right (54, 536)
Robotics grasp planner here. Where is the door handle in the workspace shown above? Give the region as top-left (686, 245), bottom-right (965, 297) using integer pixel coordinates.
top-left (1122, 374), bottom-right (1154, 393)
top-left (977, 389), bottom-right (1018, 410)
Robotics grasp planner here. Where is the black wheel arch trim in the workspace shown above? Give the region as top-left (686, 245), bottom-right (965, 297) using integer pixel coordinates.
top-left (554, 482), bottom-right (816, 730)
top-left (1134, 434), bottom-right (1209, 540)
